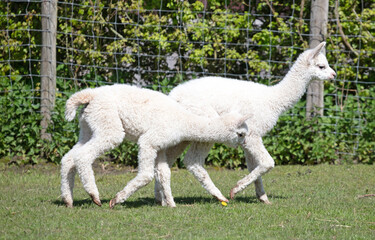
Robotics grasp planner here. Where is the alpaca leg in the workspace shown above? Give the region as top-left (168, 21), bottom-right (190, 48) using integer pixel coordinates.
top-left (230, 136), bottom-right (274, 199)
top-left (154, 142), bottom-right (189, 205)
top-left (154, 170), bottom-right (164, 205)
top-left (74, 147), bottom-right (102, 206)
top-left (60, 148), bottom-right (77, 208)
top-left (60, 119), bottom-right (92, 207)
top-left (244, 150), bottom-right (271, 204)
top-left (185, 142), bottom-right (229, 203)
top-left (74, 113), bottom-right (124, 207)
top-left (154, 150), bottom-right (176, 207)
top-left (75, 130), bottom-right (124, 206)
top-left (110, 144), bottom-right (156, 208)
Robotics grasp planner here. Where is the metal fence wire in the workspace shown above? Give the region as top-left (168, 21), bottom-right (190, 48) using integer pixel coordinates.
top-left (1, 0), bottom-right (374, 163)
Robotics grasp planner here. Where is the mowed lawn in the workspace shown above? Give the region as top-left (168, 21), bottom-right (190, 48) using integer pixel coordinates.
top-left (0, 163), bottom-right (374, 239)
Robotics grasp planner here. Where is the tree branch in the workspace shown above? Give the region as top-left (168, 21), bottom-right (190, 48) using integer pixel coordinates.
top-left (296, 0), bottom-right (308, 48)
top-left (334, 0), bottom-right (358, 56)
top-left (263, 0), bottom-right (281, 25)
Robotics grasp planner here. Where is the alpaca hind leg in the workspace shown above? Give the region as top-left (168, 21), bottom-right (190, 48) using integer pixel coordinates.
top-left (60, 119), bottom-right (92, 207)
top-left (185, 142), bottom-right (229, 203)
top-left (75, 133), bottom-right (124, 206)
top-left (244, 150), bottom-right (271, 204)
top-left (154, 142), bottom-right (189, 205)
top-left (154, 150), bottom-right (176, 207)
top-left (60, 148), bottom-right (78, 207)
top-left (75, 113), bottom-right (125, 206)
top-left (75, 148), bottom-right (102, 206)
top-left (230, 136), bottom-right (274, 199)
top-left (110, 144), bottom-right (156, 208)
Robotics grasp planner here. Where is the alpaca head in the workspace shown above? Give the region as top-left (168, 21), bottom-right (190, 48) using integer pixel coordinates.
top-left (301, 42), bottom-right (336, 81)
top-left (218, 112), bottom-right (250, 147)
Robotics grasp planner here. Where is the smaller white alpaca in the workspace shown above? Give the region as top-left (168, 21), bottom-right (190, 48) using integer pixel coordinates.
top-left (153, 42), bottom-right (336, 206)
top-left (61, 84), bottom-right (249, 208)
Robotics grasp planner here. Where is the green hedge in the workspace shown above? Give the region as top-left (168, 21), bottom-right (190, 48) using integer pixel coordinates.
top-left (0, 0), bottom-right (374, 166)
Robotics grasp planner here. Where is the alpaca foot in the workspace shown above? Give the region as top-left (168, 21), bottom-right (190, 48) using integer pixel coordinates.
top-left (109, 198), bottom-right (117, 209)
top-left (230, 187), bottom-right (237, 200)
top-left (90, 194), bottom-right (102, 207)
top-left (157, 198), bottom-right (176, 207)
top-left (214, 195), bottom-right (229, 203)
top-left (155, 194), bottom-right (176, 207)
top-left (257, 194), bottom-right (272, 205)
top-left (261, 199), bottom-right (272, 205)
top-left (65, 203), bottom-right (73, 208)
top-left (63, 199), bottom-right (73, 208)
top-left (165, 201), bottom-right (176, 208)
top-left (155, 196), bottom-right (166, 206)
top-left (155, 199), bottom-right (163, 206)
top-left (163, 202), bottom-right (176, 208)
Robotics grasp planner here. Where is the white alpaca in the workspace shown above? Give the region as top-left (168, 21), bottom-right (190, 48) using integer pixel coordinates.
top-left (60, 84), bottom-right (249, 208)
top-left (154, 42), bottom-right (336, 206)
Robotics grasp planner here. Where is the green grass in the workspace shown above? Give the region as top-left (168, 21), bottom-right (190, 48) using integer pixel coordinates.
top-left (1, 164), bottom-right (375, 239)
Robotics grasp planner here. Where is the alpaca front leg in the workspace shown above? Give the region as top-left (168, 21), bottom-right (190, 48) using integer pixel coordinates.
top-left (230, 136), bottom-right (274, 199)
top-left (154, 150), bottom-right (176, 207)
top-left (110, 144), bottom-right (156, 208)
top-left (244, 150), bottom-right (271, 204)
top-left (254, 177), bottom-right (271, 204)
top-left (185, 142), bottom-right (229, 203)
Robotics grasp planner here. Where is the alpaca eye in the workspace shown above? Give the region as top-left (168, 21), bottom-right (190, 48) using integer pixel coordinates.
top-left (318, 65), bottom-right (326, 69)
top-left (238, 133), bottom-right (244, 137)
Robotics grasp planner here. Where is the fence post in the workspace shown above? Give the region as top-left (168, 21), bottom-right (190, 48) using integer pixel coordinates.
top-left (40, 0), bottom-right (57, 140)
top-left (306, 0), bottom-right (329, 119)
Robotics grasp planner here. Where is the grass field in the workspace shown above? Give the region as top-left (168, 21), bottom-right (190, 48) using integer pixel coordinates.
top-left (0, 163), bottom-right (374, 239)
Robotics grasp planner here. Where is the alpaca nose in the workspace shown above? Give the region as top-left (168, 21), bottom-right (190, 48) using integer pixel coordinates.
top-left (330, 71), bottom-right (336, 79)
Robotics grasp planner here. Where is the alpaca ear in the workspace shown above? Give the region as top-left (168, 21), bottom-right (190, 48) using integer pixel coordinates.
top-left (308, 42), bottom-right (326, 60)
top-left (236, 114), bottom-right (252, 128)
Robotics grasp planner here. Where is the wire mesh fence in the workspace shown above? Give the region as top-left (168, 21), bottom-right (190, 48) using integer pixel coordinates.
top-left (1, 0), bottom-right (374, 164)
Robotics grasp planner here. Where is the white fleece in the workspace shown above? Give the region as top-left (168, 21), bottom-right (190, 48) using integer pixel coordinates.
top-left (153, 42), bottom-right (336, 206)
top-left (60, 84), bottom-right (249, 208)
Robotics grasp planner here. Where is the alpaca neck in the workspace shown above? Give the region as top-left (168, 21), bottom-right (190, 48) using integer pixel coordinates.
top-left (270, 58), bottom-right (312, 115)
top-left (183, 116), bottom-right (229, 143)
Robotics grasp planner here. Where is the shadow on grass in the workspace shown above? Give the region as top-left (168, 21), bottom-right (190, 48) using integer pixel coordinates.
top-left (52, 199), bottom-right (105, 208)
top-left (53, 197), bottom-right (156, 208)
top-left (232, 194), bottom-right (288, 204)
top-left (52, 194), bottom-right (287, 208)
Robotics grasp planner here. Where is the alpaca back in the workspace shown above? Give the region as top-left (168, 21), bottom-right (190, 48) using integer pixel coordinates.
top-left (169, 77), bottom-right (276, 136)
top-left (66, 84), bottom-right (248, 147)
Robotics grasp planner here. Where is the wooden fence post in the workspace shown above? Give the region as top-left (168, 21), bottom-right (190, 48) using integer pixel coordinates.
top-left (40, 0), bottom-right (57, 140)
top-left (306, 0), bottom-right (329, 119)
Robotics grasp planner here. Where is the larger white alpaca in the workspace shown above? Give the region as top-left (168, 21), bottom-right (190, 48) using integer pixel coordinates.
top-left (154, 42), bottom-right (336, 206)
top-left (60, 84), bottom-right (249, 208)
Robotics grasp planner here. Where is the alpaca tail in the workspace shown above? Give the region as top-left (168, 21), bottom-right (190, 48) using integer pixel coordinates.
top-left (65, 88), bottom-right (96, 121)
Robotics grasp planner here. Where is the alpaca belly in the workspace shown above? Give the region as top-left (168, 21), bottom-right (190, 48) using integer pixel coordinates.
top-left (120, 117), bottom-right (143, 142)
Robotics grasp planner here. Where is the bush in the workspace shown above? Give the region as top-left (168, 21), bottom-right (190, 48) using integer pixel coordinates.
top-left (0, 0), bottom-right (374, 166)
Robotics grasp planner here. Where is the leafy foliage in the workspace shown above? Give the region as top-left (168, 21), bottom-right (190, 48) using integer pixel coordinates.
top-left (0, 0), bottom-right (374, 166)
top-left (0, 76), bottom-right (42, 164)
